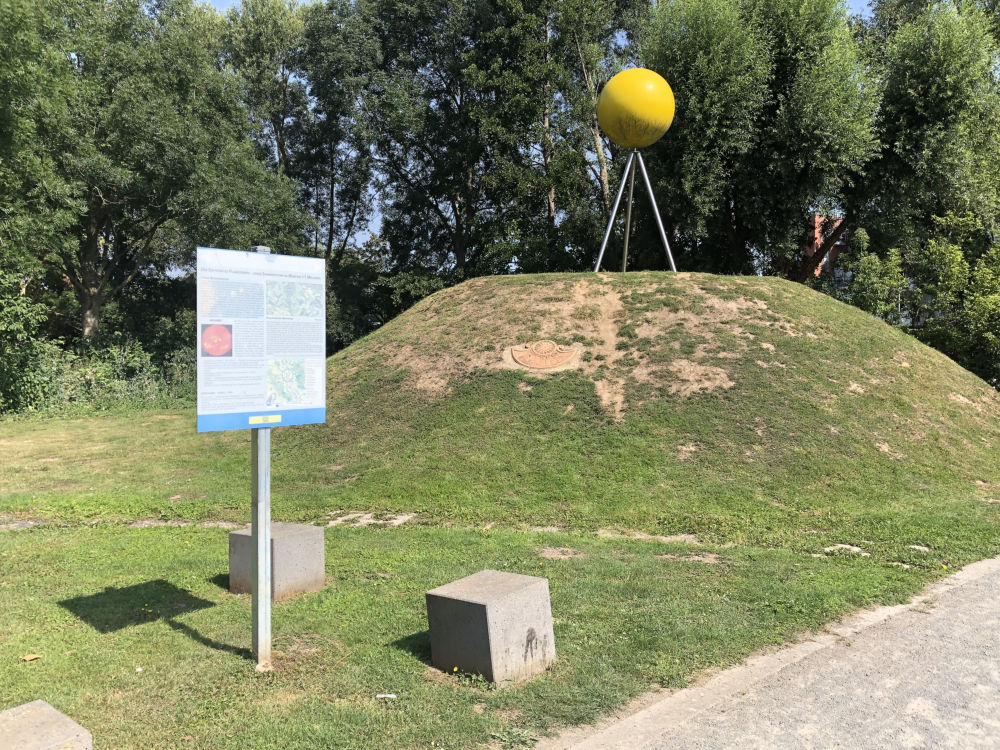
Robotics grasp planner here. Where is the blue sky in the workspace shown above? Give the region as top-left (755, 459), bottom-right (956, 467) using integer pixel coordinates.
top-left (208, 0), bottom-right (874, 17)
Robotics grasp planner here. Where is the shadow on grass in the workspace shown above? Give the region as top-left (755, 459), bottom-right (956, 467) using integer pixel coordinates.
top-left (59, 579), bottom-right (251, 660)
top-left (165, 619), bottom-right (251, 660)
top-left (391, 630), bottom-right (432, 665)
top-left (209, 573), bottom-right (230, 591)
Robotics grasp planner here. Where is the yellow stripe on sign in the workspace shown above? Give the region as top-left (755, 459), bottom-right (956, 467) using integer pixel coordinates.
top-left (249, 415), bottom-right (282, 425)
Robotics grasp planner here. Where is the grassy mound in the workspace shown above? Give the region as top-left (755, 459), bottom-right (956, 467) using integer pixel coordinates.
top-left (309, 271), bottom-right (1000, 556)
top-left (3, 271), bottom-right (1000, 749)
top-left (4, 271), bottom-right (1000, 551)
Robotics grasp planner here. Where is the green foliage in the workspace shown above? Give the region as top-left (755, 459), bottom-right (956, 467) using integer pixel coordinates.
top-left (359, 0), bottom-right (643, 276)
top-left (838, 250), bottom-right (907, 325)
top-left (0, 0), bottom-right (76, 273)
top-left (964, 246), bottom-right (1000, 382)
top-left (810, 3), bottom-right (1000, 384)
top-left (224, 0), bottom-right (306, 176)
top-left (836, 212), bottom-right (1000, 385)
top-left (7, 0), bottom-right (307, 340)
top-left (0, 273), bottom-right (64, 412)
top-left (855, 2), bottom-right (1000, 253)
top-left (0, 269), bottom-right (194, 415)
top-left (57, 338), bottom-right (164, 409)
top-left (297, 0), bottom-right (377, 266)
top-left (642, 0), bottom-right (877, 276)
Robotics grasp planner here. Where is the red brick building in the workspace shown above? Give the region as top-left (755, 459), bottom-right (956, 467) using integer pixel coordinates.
top-left (803, 215), bottom-right (849, 276)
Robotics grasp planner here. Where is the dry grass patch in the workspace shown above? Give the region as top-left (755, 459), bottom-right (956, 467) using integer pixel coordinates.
top-left (540, 547), bottom-right (586, 560)
top-left (326, 511), bottom-right (416, 528)
top-left (823, 544), bottom-right (871, 557)
top-left (597, 529), bottom-right (702, 545)
top-left (657, 553), bottom-right (722, 564)
top-left (677, 443), bottom-right (700, 461)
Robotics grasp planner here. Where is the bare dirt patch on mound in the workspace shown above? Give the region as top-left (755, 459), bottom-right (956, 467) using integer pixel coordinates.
top-left (343, 274), bottom-right (808, 419)
top-left (677, 443), bottom-right (700, 461)
top-left (668, 360), bottom-right (735, 397)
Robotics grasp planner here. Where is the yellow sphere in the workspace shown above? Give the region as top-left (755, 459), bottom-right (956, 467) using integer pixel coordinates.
top-left (597, 68), bottom-right (675, 149)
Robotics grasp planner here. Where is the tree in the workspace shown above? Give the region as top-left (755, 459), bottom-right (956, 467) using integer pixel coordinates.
top-left (224, 0), bottom-right (306, 176)
top-left (870, 0), bottom-right (1000, 46)
top-left (964, 245), bottom-right (1000, 384)
top-left (357, 0), bottom-right (530, 277)
top-left (357, 0), bottom-right (644, 279)
top-left (0, 270), bottom-right (64, 411)
top-left (0, 0), bottom-right (75, 275)
top-left (507, 0), bottom-right (649, 272)
top-left (298, 0), bottom-right (378, 270)
top-left (851, 3), bottom-right (1000, 255)
top-left (16, 0), bottom-right (305, 339)
top-left (828, 4), bottom-right (1000, 385)
top-left (840, 213), bottom-right (1000, 385)
top-left (641, 0), bottom-right (877, 277)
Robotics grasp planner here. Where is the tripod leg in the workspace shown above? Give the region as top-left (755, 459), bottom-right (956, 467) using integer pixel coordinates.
top-left (594, 151), bottom-right (636, 273)
top-left (622, 154), bottom-right (636, 272)
top-left (635, 151), bottom-right (677, 272)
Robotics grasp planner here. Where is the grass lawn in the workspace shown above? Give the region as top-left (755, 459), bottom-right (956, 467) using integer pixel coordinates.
top-left (3, 272), bottom-right (1000, 747)
top-left (1, 524), bottom-right (936, 749)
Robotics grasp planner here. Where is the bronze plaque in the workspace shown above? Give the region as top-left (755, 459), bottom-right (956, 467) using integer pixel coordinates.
top-left (510, 340), bottom-right (578, 370)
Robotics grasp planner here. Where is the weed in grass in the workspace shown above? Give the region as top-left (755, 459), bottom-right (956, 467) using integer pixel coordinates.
top-left (491, 727), bottom-right (538, 748)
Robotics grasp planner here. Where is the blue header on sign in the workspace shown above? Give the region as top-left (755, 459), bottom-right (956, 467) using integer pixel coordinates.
top-left (197, 407), bottom-right (326, 433)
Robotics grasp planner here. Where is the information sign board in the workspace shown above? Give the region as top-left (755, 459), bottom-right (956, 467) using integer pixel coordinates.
top-left (196, 247), bottom-right (326, 432)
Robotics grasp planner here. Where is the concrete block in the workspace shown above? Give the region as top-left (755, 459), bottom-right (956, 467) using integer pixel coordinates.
top-left (229, 522), bottom-right (325, 600)
top-left (426, 569), bottom-right (555, 683)
top-left (0, 699), bottom-right (92, 749)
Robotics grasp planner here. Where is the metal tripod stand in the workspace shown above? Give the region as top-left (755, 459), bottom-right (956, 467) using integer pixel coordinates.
top-left (593, 149), bottom-right (677, 273)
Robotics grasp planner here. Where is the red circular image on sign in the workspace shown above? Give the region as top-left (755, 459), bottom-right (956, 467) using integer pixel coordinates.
top-left (201, 324), bottom-right (233, 356)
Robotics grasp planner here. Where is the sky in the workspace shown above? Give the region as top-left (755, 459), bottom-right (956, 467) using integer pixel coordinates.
top-left (208, 0), bottom-right (874, 17)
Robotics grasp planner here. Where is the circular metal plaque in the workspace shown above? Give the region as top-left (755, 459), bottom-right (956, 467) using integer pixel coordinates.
top-left (510, 340), bottom-right (578, 370)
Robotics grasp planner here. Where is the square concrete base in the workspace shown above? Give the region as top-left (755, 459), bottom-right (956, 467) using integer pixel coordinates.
top-left (0, 699), bottom-right (92, 749)
top-left (229, 522), bottom-right (325, 601)
top-left (426, 569), bottom-right (555, 683)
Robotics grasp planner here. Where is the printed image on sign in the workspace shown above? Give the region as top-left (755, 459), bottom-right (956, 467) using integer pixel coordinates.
top-left (196, 247), bottom-right (326, 432)
top-left (201, 324), bottom-right (233, 357)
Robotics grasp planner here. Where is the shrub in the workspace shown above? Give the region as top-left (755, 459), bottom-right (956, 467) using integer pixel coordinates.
top-left (0, 272), bottom-right (65, 412)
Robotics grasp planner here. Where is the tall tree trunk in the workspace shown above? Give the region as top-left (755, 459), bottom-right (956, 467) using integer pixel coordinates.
top-left (574, 33), bottom-right (611, 213)
top-left (454, 168), bottom-right (477, 271)
top-left (273, 68), bottom-right (293, 176)
top-left (592, 123), bottom-right (611, 214)
top-left (453, 193), bottom-right (466, 270)
top-left (724, 197), bottom-right (746, 273)
top-left (79, 213), bottom-right (103, 338)
top-left (81, 291), bottom-right (102, 338)
top-left (543, 13), bottom-right (557, 248)
top-left (325, 166), bottom-right (336, 263)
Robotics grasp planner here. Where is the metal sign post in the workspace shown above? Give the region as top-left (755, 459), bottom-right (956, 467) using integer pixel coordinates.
top-left (251, 424), bottom-right (272, 669)
top-left (250, 244), bottom-right (272, 671)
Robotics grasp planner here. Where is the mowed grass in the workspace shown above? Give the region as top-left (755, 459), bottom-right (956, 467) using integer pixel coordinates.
top-left (2, 271), bottom-right (1000, 747)
top-left (2, 525), bottom-right (927, 749)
